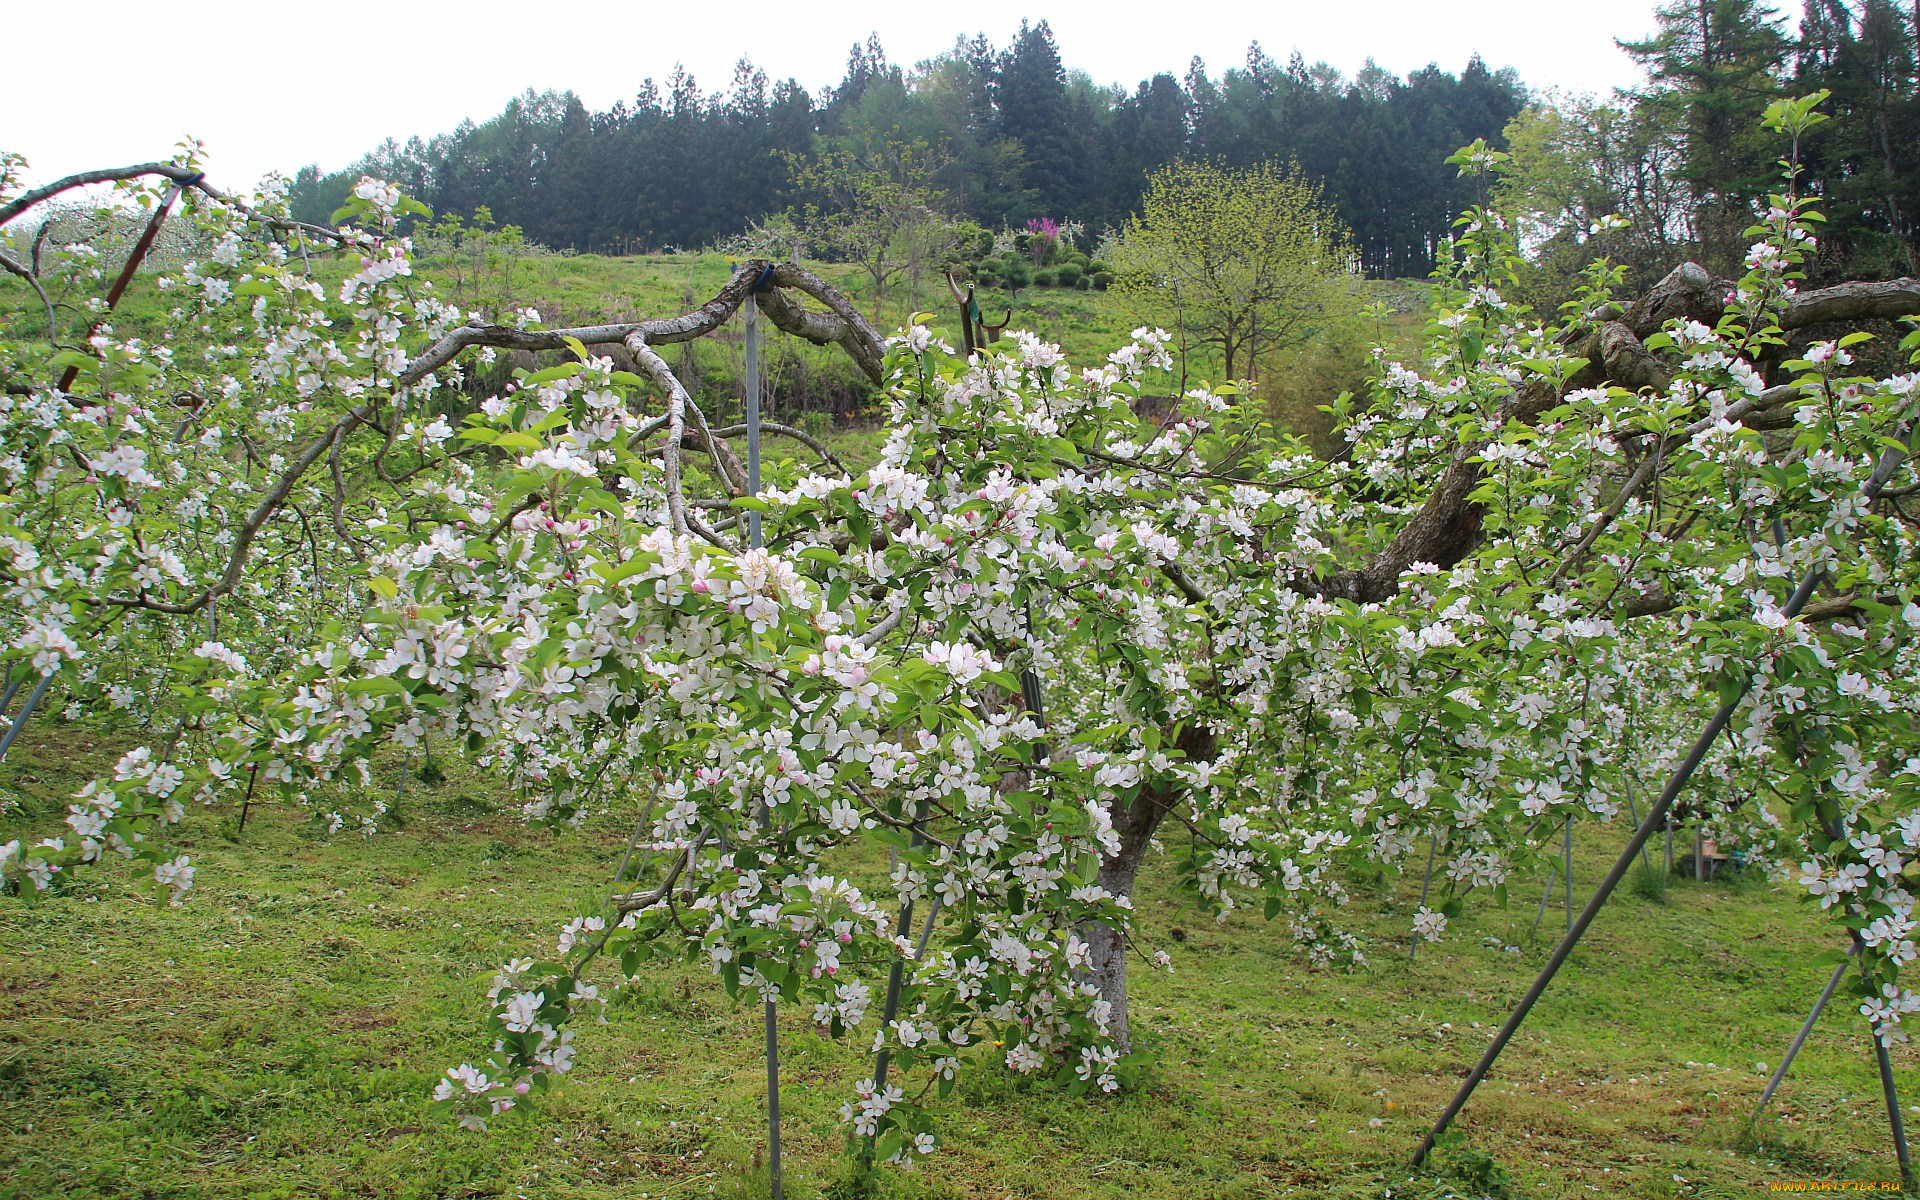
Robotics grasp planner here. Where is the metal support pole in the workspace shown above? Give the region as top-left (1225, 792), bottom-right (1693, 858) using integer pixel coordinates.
top-left (1695, 829), bottom-right (1707, 882)
top-left (1621, 778), bottom-right (1657, 882)
top-left (1413, 691), bottom-right (1746, 1166)
top-left (1019, 597), bottom-right (1047, 739)
top-left (236, 763), bottom-right (261, 834)
top-left (744, 291), bottom-right (779, 1199)
top-left (915, 897), bottom-right (945, 957)
top-left (58, 182), bottom-right (189, 393)
top-left (1868, 956), bottom-right (1915, 1185)
top-left (0, 675), bottom-right (22, 719)
top-left (1410, 548), bottom-right (1853, 1167)
top-left (1410, 833), bottom-right (1439, 963)
top-left (744, 294), bottom-right (763, 549)
top-left (1563, 815), bottom-right (1573, 934)
top-left (0, 672), bottom-right (53, 764)
top-left (764, 1001), bottom-right (782, 1199)
top-left (871, 901), bottom-right (915, 1094)
top-left (1748, 954), bottom-right (1852, 1131)
top-left (1530, 861), bottom-right (1559, 942)
top-left (869, 796), bottom-right (933, 1170)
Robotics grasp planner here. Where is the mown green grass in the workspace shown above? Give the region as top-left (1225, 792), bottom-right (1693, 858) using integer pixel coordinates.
top-left (3, 719), bottom-right (1913, 1199)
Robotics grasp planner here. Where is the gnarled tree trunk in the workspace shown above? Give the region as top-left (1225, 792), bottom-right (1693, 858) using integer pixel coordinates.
top-left (1085, 725), bottom-right (1216, 1051)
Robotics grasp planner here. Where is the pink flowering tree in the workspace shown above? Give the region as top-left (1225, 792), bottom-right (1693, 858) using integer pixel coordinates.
top-left (4, 95), bottom-right (1920, 1163)
top-left (1024, 217), bottom-right (1061, 266)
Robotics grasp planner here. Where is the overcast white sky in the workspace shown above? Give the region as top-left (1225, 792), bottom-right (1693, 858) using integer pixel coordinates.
top-left (6, 0), bottom-right (1681, 190)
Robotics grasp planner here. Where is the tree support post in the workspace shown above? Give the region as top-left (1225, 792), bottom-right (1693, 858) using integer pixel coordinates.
top-left (744, 288), bottom-right (780, 1200)
top-left (1621, 778), bottom-right (1658, 882)
top-left (1411, 554), bottom-right (1840, 1167)
top-left (1530, 861), bottom-right (1559, 943)
top-left (1870, 1015), bottom-right (1914, 1187)
top-left (1845, 926), bottom-right (1916, 1185)
top-left (1562, 815), bottom-right (1573, 934)
top-left (745, 292), bottom-right (763, 548)
top-left (872, 801), bottom-right (931, 1092)
top-left (0, 671), bottom-right (53, 764)
top-left (764, 1001), bottom-right (782, 1200)
top-left (1747, 952), bottom-right (1852, 1132)
top-left (57, 179), bottom-right (192, 393)
top-left (1410, 833), bottom-right (1438, 963)
top-left (1411, 424), bottom-right (1914, 1166)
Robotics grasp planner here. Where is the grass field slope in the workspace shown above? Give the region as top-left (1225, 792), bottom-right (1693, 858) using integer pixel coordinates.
top-left (3, 721), bottom-right (1912, 1199)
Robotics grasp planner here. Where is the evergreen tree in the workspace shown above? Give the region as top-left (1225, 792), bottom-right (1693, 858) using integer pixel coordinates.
top-left (1621, 0), bottom-right (1794, 271)
top-left (994, 20), bottom-right (1090, 223)
top-left (283, 26), bottom-right (1526, 275)
top-left (1794, 0), bottom-right (1920, 275)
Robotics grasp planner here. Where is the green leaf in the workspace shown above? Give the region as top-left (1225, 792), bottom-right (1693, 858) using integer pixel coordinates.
top-left (521, 362), bottom-right (583, 387)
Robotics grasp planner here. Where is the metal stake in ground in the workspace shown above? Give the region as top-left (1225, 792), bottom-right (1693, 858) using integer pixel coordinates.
top-left (57, 179), bottom-right (194, 393)
top-left (0, 672), bottom-right (54, 764)
top-left (744, 288), bottom-right (781, 1200)
top-left (1410, 833), bottom-right (1439, 963)
top-left (1410, 433), bottom-right (1911, 1169)
top-left (1410, 565), bottom-right (1828, 1167)
top-left (1530, 859), bottom-right (1560, 943)
top-left (764, 1000), bottom-right (782, 1199)
top-left (1808, 779), bottom-right (1915, 1186)
top-left (1562, 814), bottom-right (1573, 934)
top-left (1621, 777), bottom-right (1658, 882)
top-left (744, 290), bottom-right (764, 548)
top-left (871, 799), bottom-right (933, 1108)
top-left (1747, 950), bottom-right (1854, 1132)
top-left (1870, 1009), bottom-right (1913, 1186)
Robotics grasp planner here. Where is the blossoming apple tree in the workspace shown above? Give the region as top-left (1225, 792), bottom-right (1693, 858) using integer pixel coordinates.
top-left (3, 95), bottom-right (1920, 1162)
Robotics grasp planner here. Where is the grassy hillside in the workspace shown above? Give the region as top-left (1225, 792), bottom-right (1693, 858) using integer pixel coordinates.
top-left (4, 225), bottom-right (1427, 460)
top-left (2, 719), bottom-right (1911, 1200)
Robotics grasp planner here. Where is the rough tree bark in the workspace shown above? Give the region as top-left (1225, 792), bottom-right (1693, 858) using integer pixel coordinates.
top-left (1084, 725), bottom-right (1217, 1050)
